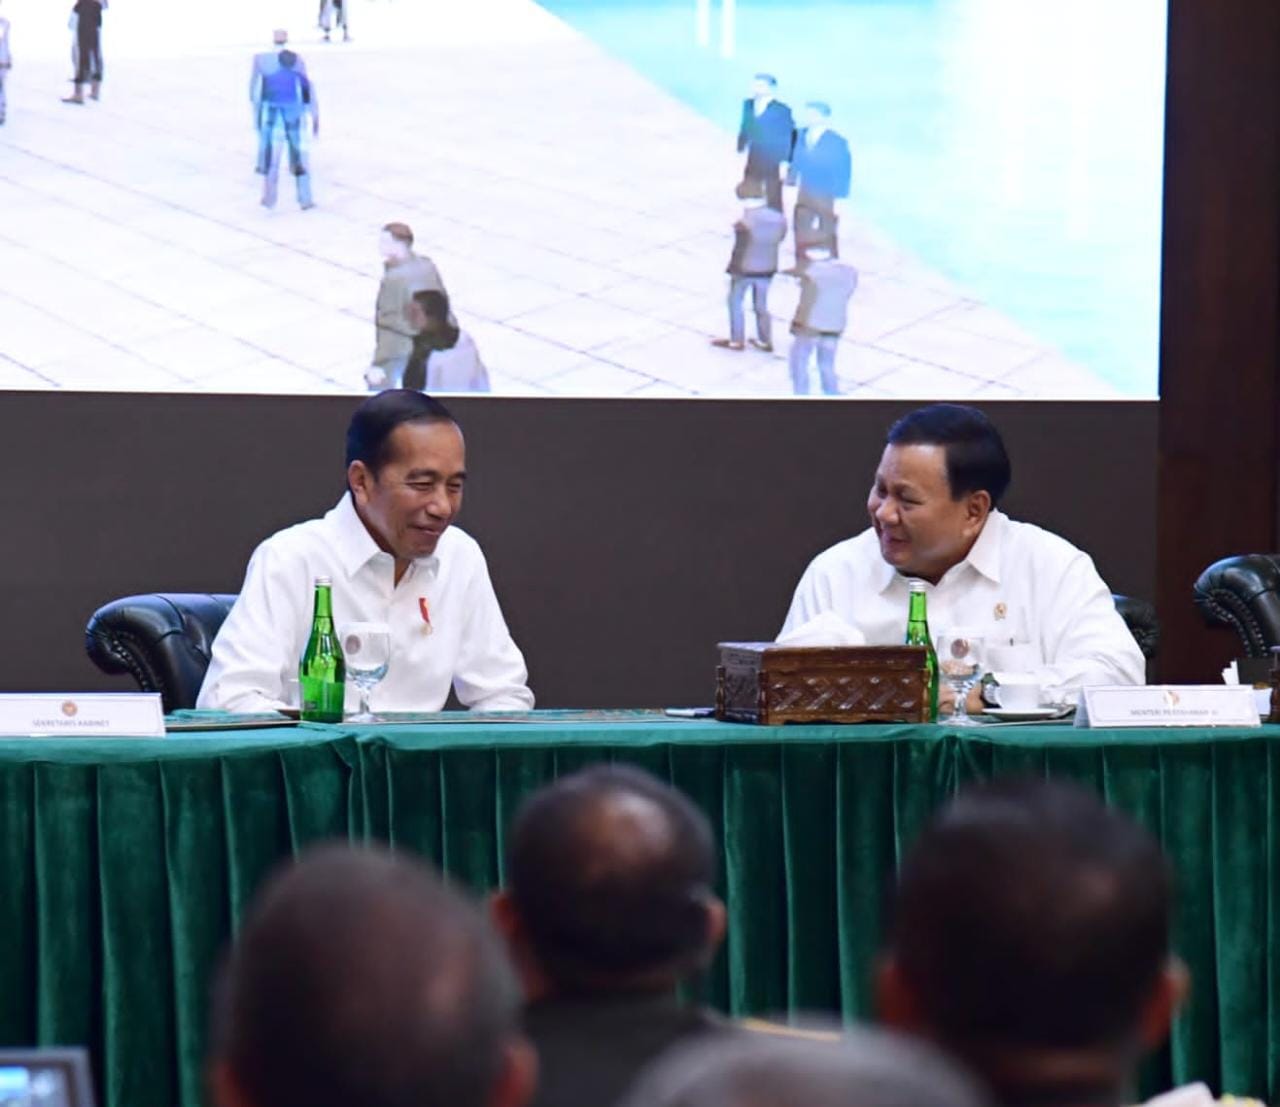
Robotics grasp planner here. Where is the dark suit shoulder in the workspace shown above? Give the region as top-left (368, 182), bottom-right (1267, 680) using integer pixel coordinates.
top-left (526, 996), bottom-right (727, 1107)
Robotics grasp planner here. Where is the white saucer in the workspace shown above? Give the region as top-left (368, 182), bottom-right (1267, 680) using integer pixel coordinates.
top-left (982, 707), bottom-right (1065, 721)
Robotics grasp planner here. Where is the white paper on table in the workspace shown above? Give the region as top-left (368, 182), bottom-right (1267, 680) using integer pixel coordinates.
top-left (775, 612), bottom-right (867, 648)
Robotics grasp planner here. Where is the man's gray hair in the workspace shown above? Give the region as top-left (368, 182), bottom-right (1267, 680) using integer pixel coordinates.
top-left (620, 1025), bottom-right (992, 1107)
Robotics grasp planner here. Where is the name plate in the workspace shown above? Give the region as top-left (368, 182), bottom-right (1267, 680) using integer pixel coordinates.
top-left (0, 693), bottom-right (166, 738)
top-left (1075, 685), bottom-right (1261, 729)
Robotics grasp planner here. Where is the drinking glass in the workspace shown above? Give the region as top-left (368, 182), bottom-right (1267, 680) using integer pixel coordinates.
top-left (342, 622), bottom-right (390, 723)
top-left (936, 629), bottom-right (986, 726)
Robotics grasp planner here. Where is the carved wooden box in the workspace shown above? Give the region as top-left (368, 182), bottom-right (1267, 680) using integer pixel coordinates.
top-left (715, 643), bottom-right (931, 725)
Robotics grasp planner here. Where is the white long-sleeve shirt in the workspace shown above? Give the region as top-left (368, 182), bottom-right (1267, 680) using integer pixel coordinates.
top-left (780, 511), bottom-right (1145, 693)
top-left (197, 494), bottom-right (534, 713)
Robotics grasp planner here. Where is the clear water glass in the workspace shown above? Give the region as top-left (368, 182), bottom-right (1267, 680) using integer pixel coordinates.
top-left (936, 630), bottom-right (986, 726)
top-left (342, 622), bottom-right (391, 723)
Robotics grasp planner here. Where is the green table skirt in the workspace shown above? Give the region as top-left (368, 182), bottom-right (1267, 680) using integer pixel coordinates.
top-left (1, 717), bottom-right (1277, 1107)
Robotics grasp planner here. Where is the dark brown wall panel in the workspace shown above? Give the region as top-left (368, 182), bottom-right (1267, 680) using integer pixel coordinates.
top-left (0, 394), bottom-right (1154, 707)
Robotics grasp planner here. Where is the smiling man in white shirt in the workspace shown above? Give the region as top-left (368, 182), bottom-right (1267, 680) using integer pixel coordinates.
top-left (198, 390), bottom-right (533, 714)
top-left (780, 404), bottom-right (1144, 710)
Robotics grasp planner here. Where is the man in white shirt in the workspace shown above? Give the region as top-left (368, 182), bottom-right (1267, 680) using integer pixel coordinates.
top-left (198, 391), bottom-right (533, 714)
top-left (780, 403), bottom-right (1144, 710)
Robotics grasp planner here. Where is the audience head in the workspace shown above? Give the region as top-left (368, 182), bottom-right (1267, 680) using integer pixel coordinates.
top-left (868, 403), bottom-right (1012, 582)
top-left (620, 1027), bottom-right (992, 1107)
top-left (210, 844), bottom-right (534, 1107)
top-left (345, 390), bottom-right (465, 560)
top-left (751, 73), bottom-right (777, 97)
top-left (879, 778), bottom-right (1184, 1105)
top-left (493, 765), bottom-right (724, 999)
top-left (380, 222), bottom-right (415, 262)
top-left (272, 28), bottom-right (288, 45)
top-left (803, 101), bottom-right (832, 128)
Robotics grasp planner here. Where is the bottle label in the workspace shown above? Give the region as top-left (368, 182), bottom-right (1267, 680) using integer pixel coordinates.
top-left (300, 677), bottom-right (345, 722)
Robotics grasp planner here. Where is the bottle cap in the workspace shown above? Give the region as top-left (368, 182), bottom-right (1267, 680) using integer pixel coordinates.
top-left (907, 578), bottom-right (927, 592)
top-left (315, 576), bottom-right (332, 586)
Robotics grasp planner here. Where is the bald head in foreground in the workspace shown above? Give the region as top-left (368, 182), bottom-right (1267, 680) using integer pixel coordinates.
top-left (878, 778), bottom-right (1186, 1107)
top-left (492, 765), bottom-right (728, 1107)
top-left (619, 1026), bottom-right (992, 1107)
top-left (210, 844), bottom-right (535, 1107)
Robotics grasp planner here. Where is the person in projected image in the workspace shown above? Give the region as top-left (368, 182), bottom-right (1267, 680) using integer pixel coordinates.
top-left (787, 244), bottom-right (857, 395)
top-left (736, 73), bottom-right (794, 212)
top-left (785, 101), bottom-right (851, 273)
top-left (780, 404), bottom-right (1145, 714)
top-left (250, 30), bottom-right (309, 177)
top-left (368, 222), bottom-right (451, 390)
top-left (711, 182), bottom-right (787, 353)
top-left (0, 0), bottom-right (11, 126)
top-left (403, 290), bottom-right (490, 393)
top-left (197, 391), bottom-right (533, 714)
top-left (256, 47), bottom-right (318, 210)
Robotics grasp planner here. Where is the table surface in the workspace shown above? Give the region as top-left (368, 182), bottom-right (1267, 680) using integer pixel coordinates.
top-left (2, 709), bottom-right (1275, 759)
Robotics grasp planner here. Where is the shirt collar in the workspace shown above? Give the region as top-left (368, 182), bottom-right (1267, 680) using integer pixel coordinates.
top-left (329, 493), bottom-right (441, 580)
top-left (874, 510), bottom-right (1006, 592)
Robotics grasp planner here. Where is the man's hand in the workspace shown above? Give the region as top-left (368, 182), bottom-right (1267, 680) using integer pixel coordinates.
top-left (938, 683), bottom-right (985, 717)
top-left (364, 364), bottom-right (389, 391)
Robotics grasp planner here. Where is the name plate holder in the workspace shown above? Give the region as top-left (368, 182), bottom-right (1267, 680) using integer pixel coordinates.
top-left (1075, 685), bottom-right (1261, 729)
top-left (0, 693), bottom-right (166, 738)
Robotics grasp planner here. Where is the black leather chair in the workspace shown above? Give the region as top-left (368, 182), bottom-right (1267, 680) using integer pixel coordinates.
top-left (1193, 554), bottom-right (1280, 657)
top-left (1112, 593), bottom-right (1160, 662)
top-left (85, 594), bottom-right (237, 712)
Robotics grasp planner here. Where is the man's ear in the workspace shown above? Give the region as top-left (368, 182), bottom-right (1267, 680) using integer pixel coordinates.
top-left (1139, 957), bottom-right (1189, 1050)
top-left (489, 1035), bottom-right (538, 1107)
top-left (875, 955), bottom-right (926, 1033)
top-left (964, 489), bottom-right (992, 529)
top-left (489, 889), bottom-right (520, 944)
top-left (705, 895), bottom-right (727, 956)
top-left (347, 460), bottom-right (372, 507)
top-left (209, 1061), bottom-right (250, 1107)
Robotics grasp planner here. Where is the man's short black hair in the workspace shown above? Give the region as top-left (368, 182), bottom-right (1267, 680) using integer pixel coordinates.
top-left (886, 403), bottom-right (1012, 507)
top-left (212, 844), bottom-right (520, 1107)
top-left (888, 778), bottom-right (1173, 1051)
top-left (753, 73), bottom-right (778, 87)
top-left (346, 389), bottom-right (455, 476)
top-left (805, 101), bottom-right (832, 117)
top-left (621, 1028), bottom-right (992, 1107)
top-left (507, 765), bottom-right (717, 987)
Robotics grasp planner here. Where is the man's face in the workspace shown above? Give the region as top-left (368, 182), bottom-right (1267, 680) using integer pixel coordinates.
top-left (378, 231), bottom-right (403, 264)
top-left (804, 107), bottom-right (827, 130)
top-left (866, 444), bottom-right (987, 582)
top-left (349, 421), bottom-right (466, 562)
top-left (752, 79), bottom-right (774, 100)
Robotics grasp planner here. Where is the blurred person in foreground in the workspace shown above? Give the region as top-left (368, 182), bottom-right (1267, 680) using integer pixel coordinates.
top-left (491, 765), bottom-right (729, 1107)
top-left (404, 289), bottom-right (490, 393)
top-left (620, 1025), bottom-right (992, 1107)
top-left (878, 778), bottom-right (1187, 1107)
top-left (209, 843), bottom-right (535, 1107)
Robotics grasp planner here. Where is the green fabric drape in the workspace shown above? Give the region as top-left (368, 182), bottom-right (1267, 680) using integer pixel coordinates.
top-left (1, 719), bottom-right (1276, 1107)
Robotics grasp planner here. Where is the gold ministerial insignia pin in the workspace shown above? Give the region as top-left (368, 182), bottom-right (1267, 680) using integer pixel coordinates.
top-left (61, 700), bottom-right (78, 717)
top-left (994, 602), bottom-right (1008, 621)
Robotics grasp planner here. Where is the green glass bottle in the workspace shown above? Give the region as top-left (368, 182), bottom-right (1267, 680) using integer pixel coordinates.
top-left (300, 577), bottom-right (345, 723)
top-left (906, 579), bottom-right (939, 722)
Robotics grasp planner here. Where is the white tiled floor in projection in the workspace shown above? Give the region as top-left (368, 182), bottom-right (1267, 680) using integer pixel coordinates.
top-left (0, 0), bottom-right (1121, 397)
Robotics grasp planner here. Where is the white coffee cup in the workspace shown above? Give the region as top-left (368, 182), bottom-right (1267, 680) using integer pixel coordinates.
top-left (995, 676), bottom-right (1042, 711)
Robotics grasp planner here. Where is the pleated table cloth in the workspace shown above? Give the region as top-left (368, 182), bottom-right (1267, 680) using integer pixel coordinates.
top-left (0, 714), bottom-right (1276, 1107)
